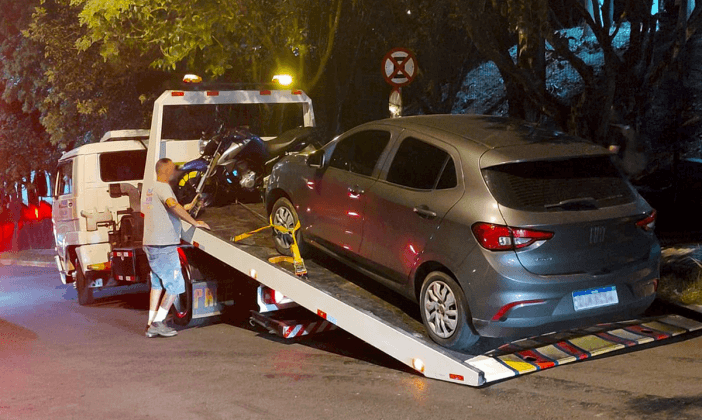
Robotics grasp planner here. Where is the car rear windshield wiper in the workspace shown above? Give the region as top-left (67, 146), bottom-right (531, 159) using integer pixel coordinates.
top-left (544, 197), bottom-right (598, 210)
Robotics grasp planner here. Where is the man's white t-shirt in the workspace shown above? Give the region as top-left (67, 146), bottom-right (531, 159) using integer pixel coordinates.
top-left (142, 181), bottom-right (181, 246)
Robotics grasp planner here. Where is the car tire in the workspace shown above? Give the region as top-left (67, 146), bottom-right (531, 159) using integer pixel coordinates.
top-left (270, 197), bottom-right (307, 257)
top-left (419, 271), bottom-right (479, 351)
top-left (171, 253), bottom-right (194, 326)
top-left (75, 261), bottom-right (94, 306)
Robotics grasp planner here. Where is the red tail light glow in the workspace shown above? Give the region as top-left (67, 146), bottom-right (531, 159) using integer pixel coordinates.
top-left (491, 299), bottom-right (546, 321)
top-left (635, 210), bottom-right (656, 231)
top-left (472, 223), bottom-right (553, 251)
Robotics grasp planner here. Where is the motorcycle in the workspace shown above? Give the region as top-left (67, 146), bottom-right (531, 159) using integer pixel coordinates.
top-left (175, 125), bottom-right (321, 216)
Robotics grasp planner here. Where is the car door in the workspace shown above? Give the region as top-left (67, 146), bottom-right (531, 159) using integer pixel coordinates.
top-left (359, 134), bottom-right (463, 283)
top-left (305, 129), bottom-right (393, 255)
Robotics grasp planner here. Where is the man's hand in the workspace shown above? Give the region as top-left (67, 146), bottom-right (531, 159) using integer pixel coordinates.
top-left (183, 194), bottom-right (201, 212)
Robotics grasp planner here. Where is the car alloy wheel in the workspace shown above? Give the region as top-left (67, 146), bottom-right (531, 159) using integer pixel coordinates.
top-left (271, 197), bottom-right (306, 257)
top-left (420, 271), bottom-right (479, 351)
top-left (424, 279), bottom-right (458, 338)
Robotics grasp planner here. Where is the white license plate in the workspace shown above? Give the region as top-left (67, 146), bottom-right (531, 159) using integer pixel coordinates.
top-left (572, 285), bottom-right (618, 311)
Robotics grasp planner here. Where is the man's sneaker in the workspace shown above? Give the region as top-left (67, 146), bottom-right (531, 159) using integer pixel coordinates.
top-left (145, 324), bottom-right (157, 338)
top-left (145, 321), bottom-right (177, 338)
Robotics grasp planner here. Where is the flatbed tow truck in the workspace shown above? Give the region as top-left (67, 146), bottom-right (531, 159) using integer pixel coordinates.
top-left (141, 88), bottom-right (702, 387)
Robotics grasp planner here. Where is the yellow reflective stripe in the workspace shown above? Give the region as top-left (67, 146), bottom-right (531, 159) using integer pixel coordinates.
top-left (531, 345), bottom-right (577, 365)
top-left (178, 171), bottom-right (199, 187)
top-left (568, 335), bottom-right (625, 357)
top-left (497, 354), bottom-right (538, 373)
top-left (639, 321), bottom-right (687, 337)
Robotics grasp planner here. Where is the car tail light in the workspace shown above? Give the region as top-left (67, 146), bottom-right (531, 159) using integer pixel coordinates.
top-left (472, 222), bottom-right (553, 251)
top-left (636, 210), bottom-right (656, 231)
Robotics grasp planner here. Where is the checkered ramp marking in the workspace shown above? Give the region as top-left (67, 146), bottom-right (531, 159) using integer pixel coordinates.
top-left (465, 314), bottom-right (702, 383)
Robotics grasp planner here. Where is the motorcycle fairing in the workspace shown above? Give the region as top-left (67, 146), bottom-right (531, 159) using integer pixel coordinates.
top-left (180, 158), bottom-right (209, 172)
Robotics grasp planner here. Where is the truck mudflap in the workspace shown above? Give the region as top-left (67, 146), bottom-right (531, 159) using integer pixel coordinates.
top-left (466, 314), bottom-right (702, 384)
top-left (111, 248), bottom-right (149, 282)
top-left (191, 279), bottom-right (235, 319)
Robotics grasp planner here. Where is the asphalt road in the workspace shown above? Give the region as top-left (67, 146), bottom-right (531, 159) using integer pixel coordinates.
top-left (1, 264), bottom-right (702, 420)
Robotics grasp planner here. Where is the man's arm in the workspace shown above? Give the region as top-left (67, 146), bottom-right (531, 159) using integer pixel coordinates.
top-left (166, 198), bottom-right (210, 230)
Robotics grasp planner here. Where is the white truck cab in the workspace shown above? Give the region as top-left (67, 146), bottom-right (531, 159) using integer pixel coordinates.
top-left (53, 128), bottom-right (202, 305)
top-left (52, 130), bottom-right (150, 304)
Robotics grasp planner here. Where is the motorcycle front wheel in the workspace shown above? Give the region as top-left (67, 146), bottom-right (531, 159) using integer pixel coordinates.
top-left (175, 170), bottom-right (216, 211)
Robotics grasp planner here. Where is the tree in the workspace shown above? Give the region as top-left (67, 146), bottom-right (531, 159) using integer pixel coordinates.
top-left (72, 0), bottom-right (343, 92)
top-left (451, 0), bottom-right (702, 177)
top-left (0, 0), bottom-right (51, 196)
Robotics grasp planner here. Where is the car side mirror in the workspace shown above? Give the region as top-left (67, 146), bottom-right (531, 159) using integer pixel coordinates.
top-left (307, 150), bottom-right (326, 169)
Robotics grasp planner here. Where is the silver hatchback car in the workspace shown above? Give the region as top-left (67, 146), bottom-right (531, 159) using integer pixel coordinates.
top-left (265, 115), bottom-right (660, 351)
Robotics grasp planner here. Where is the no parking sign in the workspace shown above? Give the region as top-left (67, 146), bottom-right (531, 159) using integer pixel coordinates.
top-left (382, 48), bottom-right (417, 87)
top-left (383, 48), bottom-right (417, 117)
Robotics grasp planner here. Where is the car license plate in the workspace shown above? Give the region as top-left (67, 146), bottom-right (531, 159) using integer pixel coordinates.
top-left (572, 285), bottom-right (618, 311)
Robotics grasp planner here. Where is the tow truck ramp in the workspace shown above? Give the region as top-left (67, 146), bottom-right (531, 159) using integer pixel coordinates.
top-left (181, 204), bottom-right (702, 387)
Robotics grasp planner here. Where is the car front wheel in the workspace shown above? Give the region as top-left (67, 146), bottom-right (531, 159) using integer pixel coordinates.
top-left (419, 271), bottom-right (479, 351)
top-left (270, 197), bottom-right (307, 257)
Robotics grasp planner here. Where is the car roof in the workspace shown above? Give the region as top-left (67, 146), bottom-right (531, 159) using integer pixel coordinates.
top-left (373, 114), bottom-right (591, 149)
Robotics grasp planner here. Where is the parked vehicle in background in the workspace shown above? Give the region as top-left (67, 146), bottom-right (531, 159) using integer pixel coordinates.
top-left (266, 114), bottom-right (660, 351)
top-left (51, 129), bottom-right (201, 309)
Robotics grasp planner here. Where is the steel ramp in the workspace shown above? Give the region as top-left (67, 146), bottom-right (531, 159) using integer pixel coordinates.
top-left (181, 203), bottom-right (702, 386)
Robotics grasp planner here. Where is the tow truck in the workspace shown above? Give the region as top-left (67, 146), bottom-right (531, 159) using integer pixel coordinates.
top-left (132, 86), bottom-right (702, 387)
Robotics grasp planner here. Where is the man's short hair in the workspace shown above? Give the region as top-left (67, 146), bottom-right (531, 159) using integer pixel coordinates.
top-left (155, 158), bottom-right (173, 174)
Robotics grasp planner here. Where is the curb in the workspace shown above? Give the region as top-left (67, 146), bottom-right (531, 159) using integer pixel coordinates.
top-left (0, 259), bottom-right (56, 269)
top-left (678, 303), bottom-right (702, 315)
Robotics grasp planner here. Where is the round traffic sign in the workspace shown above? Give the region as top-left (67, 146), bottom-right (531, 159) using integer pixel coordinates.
top-left (382, 48), bottom-right (417, 87)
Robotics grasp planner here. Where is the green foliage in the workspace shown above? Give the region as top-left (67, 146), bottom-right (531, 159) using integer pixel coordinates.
top-left (72, 0), bottom-right (343, 90)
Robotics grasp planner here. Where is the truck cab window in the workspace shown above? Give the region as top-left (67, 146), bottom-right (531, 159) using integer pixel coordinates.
top-left (56, 161), bottom-right (74, 196)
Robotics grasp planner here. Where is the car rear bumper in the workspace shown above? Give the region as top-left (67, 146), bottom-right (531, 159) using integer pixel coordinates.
top-left (462, 244), bottom-right (661, 339)
top-left (473, 292), bottom-right (656, 338)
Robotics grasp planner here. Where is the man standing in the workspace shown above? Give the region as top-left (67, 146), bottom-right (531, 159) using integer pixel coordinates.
top-left (143, 158), bottom-right (210, 338)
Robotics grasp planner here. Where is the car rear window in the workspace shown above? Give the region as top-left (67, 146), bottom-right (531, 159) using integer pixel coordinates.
top-left (100, 150), bottom-right (148, 182)
top-left (482, 155), bottom-right (635, 212)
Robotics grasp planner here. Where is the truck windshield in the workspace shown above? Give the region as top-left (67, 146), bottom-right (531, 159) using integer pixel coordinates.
top-left (161, 103), bottom-right (305, 140)
top-left (100, 150), bottom-right (148, 182)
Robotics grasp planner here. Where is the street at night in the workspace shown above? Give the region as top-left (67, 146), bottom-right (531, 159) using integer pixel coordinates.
top-left (1, 264), bottom-right (701, 420)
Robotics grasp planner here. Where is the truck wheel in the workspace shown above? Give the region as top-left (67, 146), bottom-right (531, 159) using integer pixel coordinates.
top-left (171, 257), bottom-right (194, 326)
top-left (271, 197), bottom-right (307, 257)
top-left (419, 271), bottom-right (479, 351)
top-left (75, 261), bottom-right (94, 306)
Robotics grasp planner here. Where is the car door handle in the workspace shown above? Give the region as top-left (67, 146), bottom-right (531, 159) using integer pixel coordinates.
top-left (348, 186), bottom-right (365, 196)
top-left (413, 206), bottom-right (437, 219)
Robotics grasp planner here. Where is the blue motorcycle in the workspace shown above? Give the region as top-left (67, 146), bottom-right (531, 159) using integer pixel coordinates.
top-left (176, 125), bottom-right (319, 216)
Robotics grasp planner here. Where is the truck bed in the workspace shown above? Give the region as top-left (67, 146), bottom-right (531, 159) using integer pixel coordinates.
top-left (196, 202), bottom-right (499, 354)
top-left (183, 202), bottom-right (702, 386)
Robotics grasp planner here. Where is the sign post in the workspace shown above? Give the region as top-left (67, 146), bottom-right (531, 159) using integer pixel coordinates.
top-left (382, 48), bottom-right (417, 117)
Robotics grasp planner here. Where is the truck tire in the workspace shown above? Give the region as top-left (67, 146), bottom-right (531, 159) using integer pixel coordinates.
top-left (171, 255), bottom-right (194, 326)
top-left (75, 261), bottom-right (94, 306)
top-left (270, 197), bottom-right (307, 257)
top-left (419, 271), bottom-right (479, 351)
